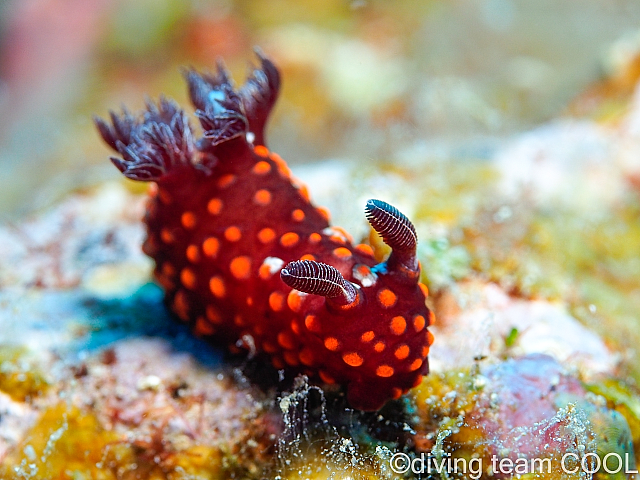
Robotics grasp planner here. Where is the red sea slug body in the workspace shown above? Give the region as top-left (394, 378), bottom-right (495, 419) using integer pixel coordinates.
top-left (96, 53), bottom-right (434, 411)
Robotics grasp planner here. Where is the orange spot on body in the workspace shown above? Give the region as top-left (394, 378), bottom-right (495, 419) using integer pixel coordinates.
top-left (287, 290), bottom-right (305, 313)
top-left (207, 198), bottom-right (223, 215)
top-left (229, 256), bottom-right (252, 280)
top-left (180, 268), bottom-right (197, 289)
top-left (206, 305), bottom-right (221, 324)
top-left (181, 212), bottom-right (196, 229)
top-left (269, 291), bottom-right (286, 311)
top-left (309, 233), bottom-right (322, 244)
top-left (324, 337), bottom-right (339, 351)
top-left (254, 189), bottom-right (272, 205)
top-left (332, 226), bottom-right (353, 243)
top-left (263, 341), bottom-right (277, 353)
top-left (194, 317), bottom-right (215, 336)
top-left (329, 234), bottom-right (345, 245)
top-left (300, 253), bottom-right (315, 261)
top-left (156, 274), bottom-right (174, 290)
top-left (258, 228), bottom-right (276, 244)
top-left (390, 316), bottom-right (407, 335)
top-left (305, 315), bottom-right (321, 332)
top-left (162, 262), bottom-right (176, 276)
top-left (419, 283), bottom-right (429, 298)
top-left (317, 206), bottom-right (330, 222)
top-left (259, 263), bottom-right (273, 280)
top-left (270, 153), bottom-right (291, 177)
top-left (413, 315), bottom-right (426, 331)
top-left (272, 357), bottom-right (285, 369)
top-left (291, 209), bottom-right (305, 222)
top-left (394, 345), bottom-right (410, 360)
top-left (428, 310), bottom-right (436, 326)
top-left (412, 375), bottom-right (424, 387)
top-left (421, 346), bottom-right (430, 358)
top-left (319, 370), bottom-right (335, 384)
top-left (361, 331), bottom-right (375, 342)
top-left (391, 388), bottom-right (403, 399)
top-left (246, 297), bottom-right (254, 306)
top-left (333, 247), bottom-right (352, 259)
top-left (254, 145), bottom-right (269, 157)
top-left (378, 289), bottom-right (397, 308)
top-left (299, 348), bottom-right (314, 366)
top-left (298, 184), bottom-right (310, 202)
top-left (234, 314), bottom-right (245, 326)
top-left (343, 352), bottom-right (363, 367)
top-left (252, 160), bottom-right (271, 174)
top-left (209, 276), bottom-right (225, 298)
top-left (217, 174), bottom-right (236, 188)
top-left (160, 228), bottom-right (174, 244)
top-left (280, 232), bottom-right (299, 247)
top-left (224, 226), bottom-right (242, 242)
top-left (277, 331), bottom-right (295, 350)
top-left (203, 237), bottom-right (220, 258)
top-left (374, 341), bottom-right (386, 352)
top-left (376, 365), bottom-right (394, 377)
top-left (173, 291), bottom-right (189, 321)
top-left (409, 359), bottom-right (423, 372)
top-left (290, 320), bottom-right (300, 335)
top-left (427, 330), bottom-right (435, 345)
top-left (186, 245), bottom-right (200, 263)
top-left (283, 351), bottom-right (299, 366)
top-left (355, 244), bottom-right (375, 256)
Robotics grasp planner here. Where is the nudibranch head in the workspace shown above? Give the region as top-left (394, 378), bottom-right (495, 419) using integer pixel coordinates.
top-left (281, 199), bottom-right (432, 411)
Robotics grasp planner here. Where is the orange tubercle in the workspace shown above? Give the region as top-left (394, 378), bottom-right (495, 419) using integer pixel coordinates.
top-left (202, 237), bottom-right (220, 258)
top-left (224, 226), bottom-right (242, 242)
top-left (229, 256), bottom-right (252, 280)
top-left (209, 276), bottom-right (226, 298)
top-left (252, 160), bottom-right (271, 174)
top-left (376, 365), bottom-right (394, 378)
top-left (342, 352), bottom-right (363, 367)
top-left (207, 198), bottom-right (223, 215)
top-left (258, 228), bottom-right (276, 244)
top-left (390, 316), bottom-right (406, 335)
top-left (254, 145), bottom-right (269, 157)
top-left (268, 291), bottom-right (286, 311)
top-left (377, 289), bottom-right (397, 308)
top-left (280, 232), bottom-right (299, 247)
top-left (324, 337), bottom-right (340, 351)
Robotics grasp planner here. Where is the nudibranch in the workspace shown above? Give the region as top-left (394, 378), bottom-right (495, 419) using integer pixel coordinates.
top-left (95, 52), bottom-right (434, 411)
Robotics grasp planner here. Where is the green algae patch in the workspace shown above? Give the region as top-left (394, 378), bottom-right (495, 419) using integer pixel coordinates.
top-left (0, 403), bottom-right (225, 480)
top-left (0, 346), bottom-right (50, 402)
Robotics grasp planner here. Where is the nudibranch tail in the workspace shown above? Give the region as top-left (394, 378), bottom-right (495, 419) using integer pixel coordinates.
top-left (280, 260), bottom-right (359, 307)
top-left (365, 199), bottom-right (418, 273)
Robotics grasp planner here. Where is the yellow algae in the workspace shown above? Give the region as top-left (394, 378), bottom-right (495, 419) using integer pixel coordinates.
top-left (0, 403), bottom-right (225, 480)
top-left (0, 346), bottom-right (49, 402)
top-left (0, 404), bottom-right (119, 480)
